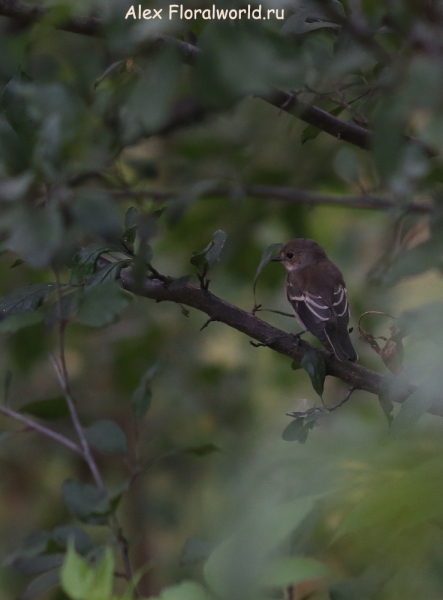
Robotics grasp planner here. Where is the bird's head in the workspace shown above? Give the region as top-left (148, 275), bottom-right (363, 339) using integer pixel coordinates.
top-left (272, 238), bottom-right (327, 272)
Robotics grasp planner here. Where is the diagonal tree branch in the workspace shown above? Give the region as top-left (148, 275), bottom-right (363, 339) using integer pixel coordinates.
top-left (105, 263), bottom-right (435, 417)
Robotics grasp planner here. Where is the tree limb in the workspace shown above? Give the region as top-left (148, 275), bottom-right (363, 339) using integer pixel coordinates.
top-left (109, 184), bottom-right (433, 214)
top-left (110, 265), bottom-right (438, 416)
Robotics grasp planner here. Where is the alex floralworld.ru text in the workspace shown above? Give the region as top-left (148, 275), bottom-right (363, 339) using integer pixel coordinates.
top-left (125, 4), bottom-right (285, 20)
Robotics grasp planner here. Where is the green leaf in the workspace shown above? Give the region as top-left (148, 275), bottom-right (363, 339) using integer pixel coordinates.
top-left (12, 553), bottom-right (64, 574)
top-left (260, 556), bottom-right (331, 588)
top-left (0, 311), bottom-right (44, 333)
top-left (62, 479), bottom-right (114, 525)
top-left (205, 230), bottom-right (227, 268)
top-left (86, 547), bottom-right (114, 600)
top-left (150, 581), bottom-right (214, 600)
top-left (282, 417), bottom-right (316, 444)
top-left (301, 349), bottom-right (326, 398)
top-left (19, 397), bottom-right (69, 420)
top-left (69, 244), bottom-right (115, 285)
top-left (1, 70), bottom-right (38, 139)
top-left (61, 540), bottom-right (93, 600)
top-left (77, 282), bottom-right (132, 328)
top-left (204, 496), bottom-right (317, 599)
top-left (94, 59), bottom-right (126, 90)
top-left (21, 569), bottom-right (60, 600)
top-left (131, 360), bottom-right (163, 421)
top-left (282, 0), bottom-right (345, 35)
top-left (10, 259), bottom-right (24, 268)
top-left (72, 192), bottom-right (123, 240)
top-left (253, 243), bottom-right (283, 300)
top-left (52, 526), bottom-right (92, 555)
top-left (84, 420), bottom-right (128, 456)
top-left (391, 389), bottom-right (435, 434)
top-left (0, 283), bottom-right (55, 317)
top-left (84, 260), bottom-right (130, 290)
top-left (123, 207), bottom-right (139, 244)
top-left (191, 230), bottom-right (227, 271)
top-left (184, 443), bottom-right (221, 457)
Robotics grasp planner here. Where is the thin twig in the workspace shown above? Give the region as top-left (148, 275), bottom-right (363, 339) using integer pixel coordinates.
top-left (52, 270), bottom-right (107, 496)
top-left (0, 405), bottom-right (82, 454)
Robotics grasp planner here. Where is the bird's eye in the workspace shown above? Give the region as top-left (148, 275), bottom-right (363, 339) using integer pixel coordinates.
top-left (286, 252), bottom-right (294, 259)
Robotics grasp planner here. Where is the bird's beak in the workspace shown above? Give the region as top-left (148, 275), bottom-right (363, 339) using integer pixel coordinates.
top-left (271, 256), bottom-right (282, 262)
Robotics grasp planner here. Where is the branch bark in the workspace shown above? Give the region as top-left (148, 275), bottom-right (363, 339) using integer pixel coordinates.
top-left (111, 265), bottom-right (437, 416)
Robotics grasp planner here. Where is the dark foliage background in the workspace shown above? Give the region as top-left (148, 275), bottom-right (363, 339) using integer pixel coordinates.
top-left (0, 0), bottom-right (443, 598)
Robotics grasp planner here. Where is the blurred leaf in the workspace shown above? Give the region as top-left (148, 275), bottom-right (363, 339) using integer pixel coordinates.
top-left (260, 556), bottom-right (331, 587)
top-left (301, 349), bottom-right (326, 398)
top-left (180, 539), bottom-right (216, 566)
top-left (84, 420), bottom-right (128, 456)
top-left (204, 496), bottom-right (316, 599)
top-left (72, 192), bottom-right (123, 241)
top-left (52, 526), bottom-right (92, 555)
top-left (151, 581), bottom-right (214, 600)
top-left (131, 360), bottom-right (163, 420)
top-left (282, 0), bottom-right (345, 35)
top-left (87, 547), bottom-right (114, 600)
top-left (45, 288), bottom-right (82, 329)
top-left (77, 282), bottom-right (132, 328)
top-left (10, 259), bottom-right (24, 268)
top-left (184, 443), bottom-right (221, 457)
top-left (12, 553), bottom-right (64, 575)
top-left (7, 205), bottom-right (64, 269)
top-left (19, 397), bottom-right (69, 420)
top-left (122, 48), bottom-right (181, 141)
top-left (94, 59), bottom-right (125, 90)
top-left (1, 70), bottom-right (38, 139)
top-left (392, 389), bottom-right (435, 434)
top-left (282, 417), bottom-right (315, 443)
top-left (168, 180), bottom-right (218, 224)
top-left (0, 283), bottom-right (55, 317)
top-left (253, 243), bottom-right (283, 300)
top-left (123, 206), bottom-right (139, 244)
top-left (61, 540), bottom-right (93, 599)
top-left (62, 480), bottom-right (116, 525)
top-left (21, 569), bottom-right (60, 600)
top-left (0, 312), bottom-right (44, 333)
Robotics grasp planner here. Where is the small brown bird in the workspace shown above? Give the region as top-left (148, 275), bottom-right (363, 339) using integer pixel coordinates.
top-left (272, 238), bottom-right (358, 362)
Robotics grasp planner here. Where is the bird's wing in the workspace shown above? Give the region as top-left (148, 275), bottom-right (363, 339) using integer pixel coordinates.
top-left (331, 284), bottom-right (350, 321)
top-left (287, 286), bottom-right (332, 344)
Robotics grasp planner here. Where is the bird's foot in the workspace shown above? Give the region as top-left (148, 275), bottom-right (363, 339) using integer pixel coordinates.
top-left (291, 331), bottom-right (305, 347)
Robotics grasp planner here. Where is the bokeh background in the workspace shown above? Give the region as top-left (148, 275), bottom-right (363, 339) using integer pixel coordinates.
top-left (1, 0), bottom-right (443, 598)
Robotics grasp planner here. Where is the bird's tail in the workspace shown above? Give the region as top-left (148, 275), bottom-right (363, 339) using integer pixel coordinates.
top-left (325, 322), bottom-right (358, 362)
